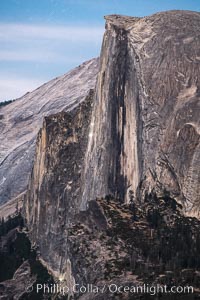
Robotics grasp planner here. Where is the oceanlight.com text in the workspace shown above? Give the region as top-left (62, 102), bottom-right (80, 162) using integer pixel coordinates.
top-left (26, 283), bottom-right (194, 296)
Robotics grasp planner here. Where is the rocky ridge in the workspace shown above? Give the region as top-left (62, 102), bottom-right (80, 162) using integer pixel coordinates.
top-left (0, 58), bottom-right (99, 205)
top-left (66, 194), bottom-right (200, 299)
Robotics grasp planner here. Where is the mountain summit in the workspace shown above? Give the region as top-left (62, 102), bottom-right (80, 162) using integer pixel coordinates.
top-left (22, 9), bottom-right (200, 289)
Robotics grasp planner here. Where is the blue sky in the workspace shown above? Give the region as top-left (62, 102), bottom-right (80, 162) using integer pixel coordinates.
top-left (0, 0), bottom-right (199, 101)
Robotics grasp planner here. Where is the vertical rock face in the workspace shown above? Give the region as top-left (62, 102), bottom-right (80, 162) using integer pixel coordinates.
top-left (81, 16), bottom-right (142, 207)
top-left (81, 11), bottom-right (200, 215)
top-left (24, 91), bottom-right (94, 280)
top-left (23, 10), bottom-right (200, 286)
top-left (82, 17), bottom-right (141, 208)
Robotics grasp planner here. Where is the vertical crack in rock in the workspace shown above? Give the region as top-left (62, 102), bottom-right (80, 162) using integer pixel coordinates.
top-left (81, 16), bottom-right (142, 208)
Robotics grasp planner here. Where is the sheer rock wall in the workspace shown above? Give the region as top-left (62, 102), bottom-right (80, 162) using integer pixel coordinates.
top-left (82, 11), bottom-right (200, 215)
top-left (23, 11), bottom-right (200, 286)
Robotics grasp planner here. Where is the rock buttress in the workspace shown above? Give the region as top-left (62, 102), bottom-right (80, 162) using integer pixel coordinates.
top-left (23, 90), bottom-right (94, 284)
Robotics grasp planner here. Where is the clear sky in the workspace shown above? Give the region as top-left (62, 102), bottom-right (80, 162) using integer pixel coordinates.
top-left (0, 0), bottom-right (199, 101)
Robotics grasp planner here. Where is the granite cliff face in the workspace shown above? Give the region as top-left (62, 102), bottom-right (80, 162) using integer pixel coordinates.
top-left (81, 11), bottom-right (200, 216)
top-left (24, 91), bottom-right (94, 283)
top-left (0, 58), bottom-right (99, 205)
top-left (21, 10), bottom-right (200, 296)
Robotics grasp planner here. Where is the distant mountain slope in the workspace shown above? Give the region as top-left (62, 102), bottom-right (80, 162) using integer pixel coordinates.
top-left (0, 58), bottom-right (99, 204)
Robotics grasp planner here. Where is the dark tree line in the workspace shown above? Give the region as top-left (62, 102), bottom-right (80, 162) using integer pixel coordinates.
top-left (0, 213), bottom-right (24, 237)
top-left (0, 99), bottom-right (15, 108)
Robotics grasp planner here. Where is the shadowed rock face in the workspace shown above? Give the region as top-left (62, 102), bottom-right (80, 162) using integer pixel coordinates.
top-left (0, 58), bottom-right (99, 205)
top-left (24, 91), bottom-right (95, 282)
top-left (22, 11), bottom-right (200, 288)
top-left (81, 11), bottom-right (200, 216)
